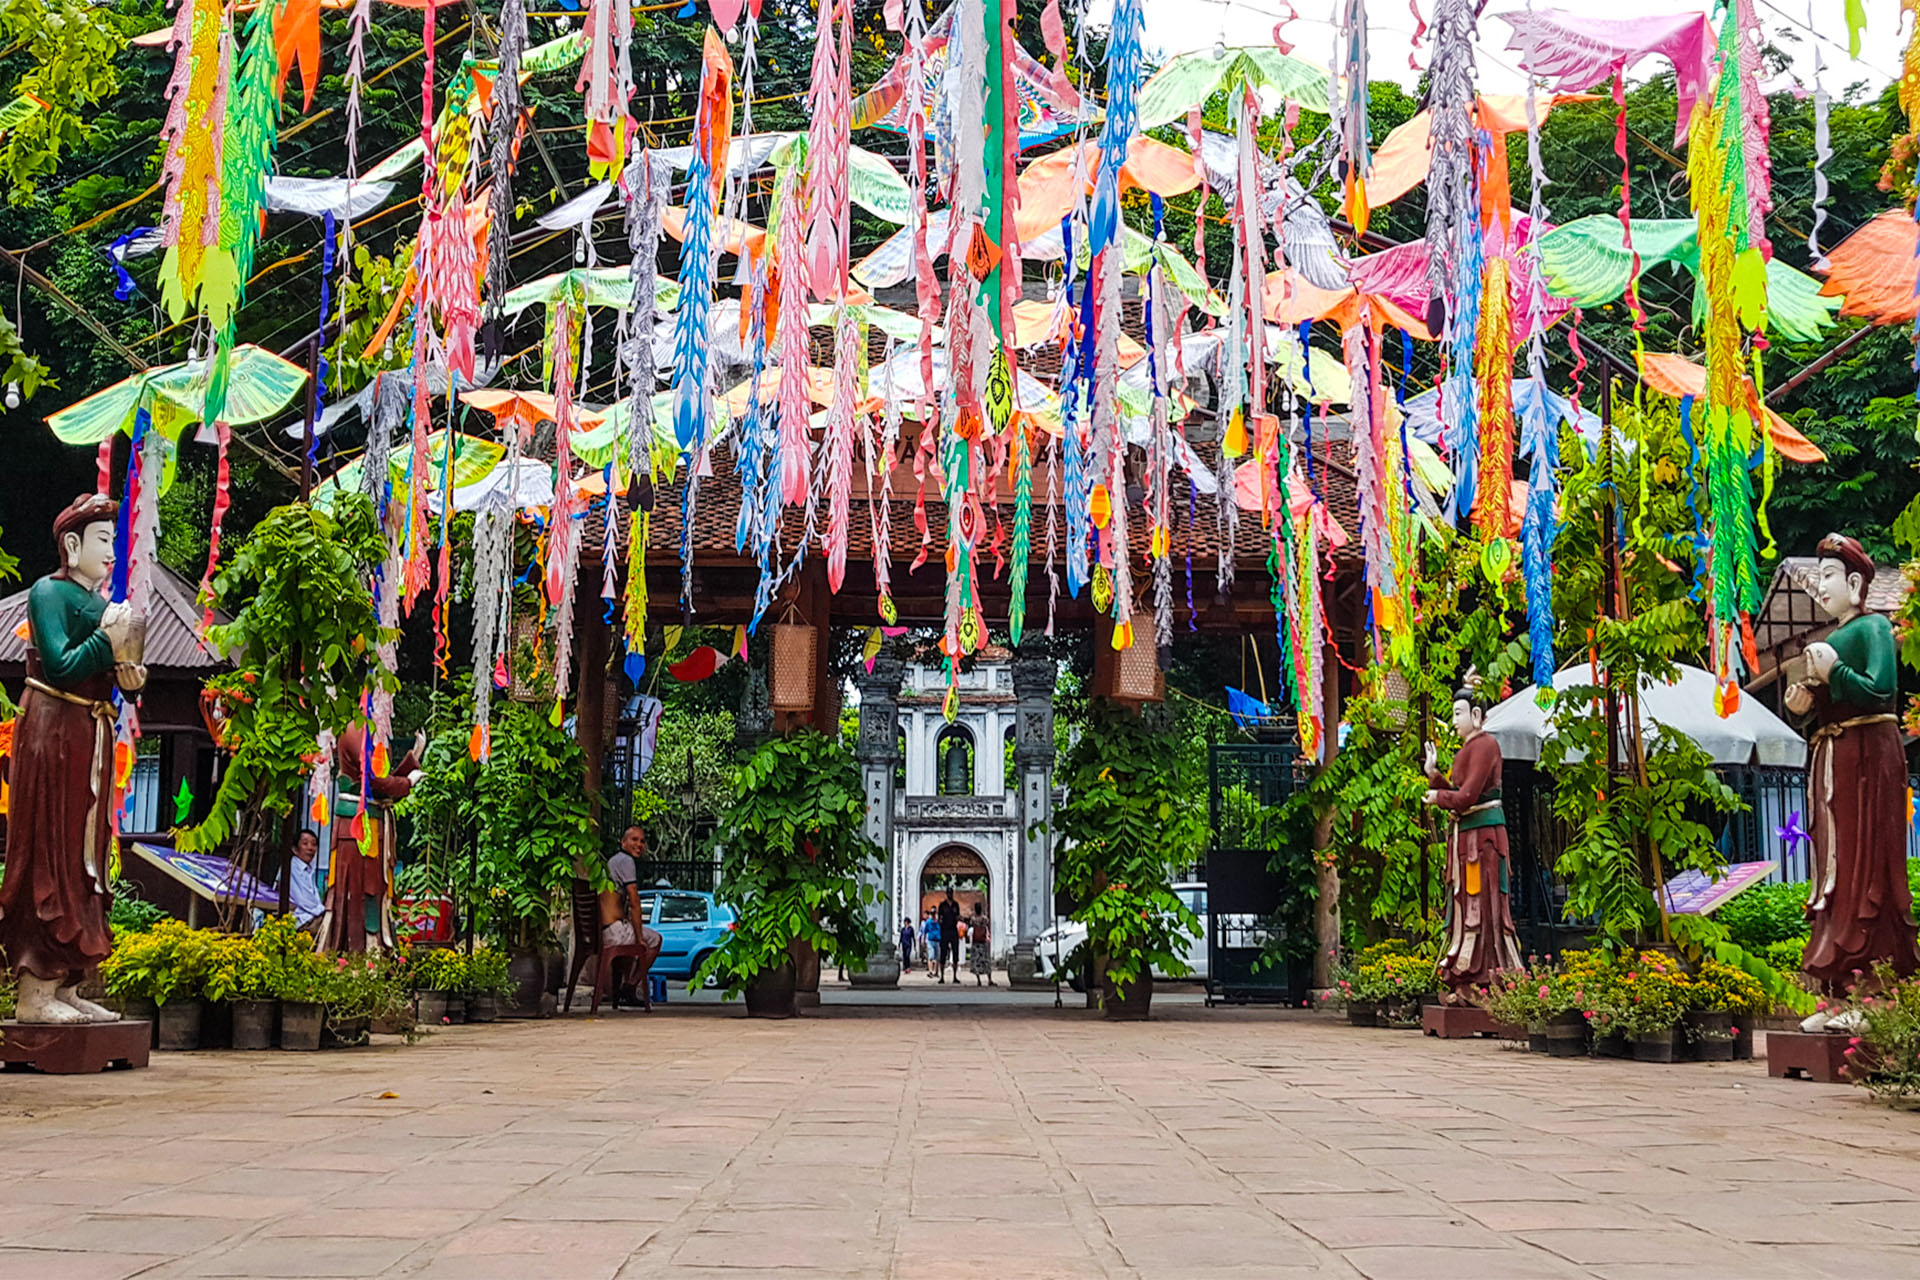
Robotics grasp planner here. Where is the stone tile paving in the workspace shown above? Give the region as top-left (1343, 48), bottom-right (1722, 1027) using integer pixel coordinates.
top-left (0, 1000), bottom-right (1917, 1279)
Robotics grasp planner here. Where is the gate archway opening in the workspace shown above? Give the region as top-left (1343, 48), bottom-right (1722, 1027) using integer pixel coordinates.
top-left (919, 844), bottom-right (990, 922)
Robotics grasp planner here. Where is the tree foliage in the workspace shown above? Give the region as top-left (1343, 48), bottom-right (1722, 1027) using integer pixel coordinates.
top-left (1054, 701), bottom-right (1205, 1001)
top-left (694, 730), bottom-right (882, 996)
top-left (176, 496), bottom-right (393, 852)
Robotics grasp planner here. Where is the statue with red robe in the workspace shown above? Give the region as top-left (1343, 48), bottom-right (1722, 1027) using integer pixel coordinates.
top-left (1424, 685), bottom-right (1523, 1002)
top-left (316, 726), bottom-right (423, 953)
top-left (1787, 534), bottom-right (1920, 1029)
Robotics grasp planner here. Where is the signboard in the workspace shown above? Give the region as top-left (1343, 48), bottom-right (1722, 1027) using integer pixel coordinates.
top-left (129, 842), bottom-right (279, 910)
top-left (1662, 860), bottom-right (1779, 916)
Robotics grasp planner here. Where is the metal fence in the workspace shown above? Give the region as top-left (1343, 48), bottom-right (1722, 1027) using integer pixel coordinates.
top-left (1504, 761), bottom-right (1920, 917)
top-left (626, 858), bottom-right (722, 893)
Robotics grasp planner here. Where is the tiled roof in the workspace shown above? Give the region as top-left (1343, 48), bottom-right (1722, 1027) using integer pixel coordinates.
top-left (0, 565), bottom-right (229, 673)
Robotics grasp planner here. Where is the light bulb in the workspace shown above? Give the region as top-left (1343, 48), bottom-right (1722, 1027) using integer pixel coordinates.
top-left (3, 382), bottom-right (18, 410)
top-left (1213, 39), bottom-right (1227, 60)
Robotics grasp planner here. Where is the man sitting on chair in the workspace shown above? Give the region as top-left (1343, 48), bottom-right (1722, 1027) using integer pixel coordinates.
top-left (603, 825), bottom-right (663, 1008)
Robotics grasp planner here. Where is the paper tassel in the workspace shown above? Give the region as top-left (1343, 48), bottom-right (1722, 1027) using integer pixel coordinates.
top-left (157, 0), bottom-right (230, 324)
top-left (1344, 322), bottom-right (1396, 630)
top-left (577, 0), bottom-right (634, 181)
top-left (1473, 256), bottom-right (1515, 541)
top-left (823, 306), bottom-right (860, 591)
top-left (344, 0), bottom-right (372, 178)
top-left (871, 338), bottom-right (900, 619)
top-left (485, 0), bottom-right (528, 334)
top-left (773, 167), bottom-right (813, 506)
top-left (1423, 0), bottom-right (1477, 315)
top-left (1088, 0), bottom-right (1142, 256)
top-left (1334, 0), bottom-right (1372, 232)
top-left (805, 0), bottom-right (851, 297)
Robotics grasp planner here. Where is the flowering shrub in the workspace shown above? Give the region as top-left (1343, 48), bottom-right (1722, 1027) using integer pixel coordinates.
top-left (1839, 963), bottom-right (1920, 1105)
top-left (1690, 959), bottom-right (1767, 1015)
top-left (1480, 961), bottom-right (1563, 1030)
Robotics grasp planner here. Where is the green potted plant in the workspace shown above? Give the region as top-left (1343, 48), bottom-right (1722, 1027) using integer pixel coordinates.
top-left (464, 945), bottom-right (513, 1022)
top-left (1685, 959), bottom-right (1765, 1062)
top-left (693, 731), bottom-right (882, 1017)
top-left (1054, 703), bottom-right (1204, 1021)
top-left (1480, 964), bottom-right (1553, 1049)
top-left (210, 931), bottom-right (276, 1050)
top-left (272, 949), bottom-right (331, 1051)
top-left (1607, 951), bottom-right (1692, 1063)
top-left (100, 920), bottom-right (213, 1050)
top-left (402, 696), bottom-right (593, 1017)
top-left (410, 948), bottom-right (468, 1025)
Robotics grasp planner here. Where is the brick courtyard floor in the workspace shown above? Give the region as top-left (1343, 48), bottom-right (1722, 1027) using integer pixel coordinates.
top-left (3, 993), bottom-right (1919, 1280)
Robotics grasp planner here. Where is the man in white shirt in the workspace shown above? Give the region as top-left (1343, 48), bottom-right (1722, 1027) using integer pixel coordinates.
top-left (287, 829), bottom-right (325, 927)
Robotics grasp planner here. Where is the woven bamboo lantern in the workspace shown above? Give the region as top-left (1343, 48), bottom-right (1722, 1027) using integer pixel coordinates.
top-left (1110, 628), bottom-right (1165, 703)
top-left (770, 622), bottom-right (818, 711)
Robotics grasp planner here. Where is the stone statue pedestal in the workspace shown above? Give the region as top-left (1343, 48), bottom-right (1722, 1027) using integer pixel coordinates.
top-left (1, 1020), bottom-right (151, 1074)
top-left (1421, 1004), bottom-right (1503, 1039)
top-left (1006, 941), bottom-right (1051, 990)
top-left (849, 941), bottom-right (901, 989)
top-left (1767, 1030), bottom-right (1869, 1083)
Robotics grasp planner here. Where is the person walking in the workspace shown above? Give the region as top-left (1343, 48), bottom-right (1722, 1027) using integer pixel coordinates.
top-left (898, 917), bottom-right (917, 969)
top-left (923, 908), bottom-right (941, 980)
top-left (968, 904), bottom-right (993, 986)
top-left (937, 889), bottom-right (963, 984)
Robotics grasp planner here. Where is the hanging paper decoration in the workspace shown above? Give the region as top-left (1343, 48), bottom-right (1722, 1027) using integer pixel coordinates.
top-left (1517, 45), bottom-right (1560, 696)
top-left (484, 0), bottom-right (528, 350)
top-left (772, 166), bottom-right (814, 509)
top-left (1333, 0), bottom-right (1372, 233)
top-left (1689, 3), bottom-right (1773, 698)
top-left (156, 0), bottom-right (230, 326)
top-left (1472, 256), bottom-right (1514, 540)
top-left (548, 302), bottom-right (583, 701)
top-left (577, 0), bottom-right (634, 181)
top-left (670, 29), bottom-right (734, 453)
top-left (1088, 0), bottom-right (1143, 256)
top-left (806, 0), bottom-right (852, 298)
top-left (669, 646), bottom-right (724, 682)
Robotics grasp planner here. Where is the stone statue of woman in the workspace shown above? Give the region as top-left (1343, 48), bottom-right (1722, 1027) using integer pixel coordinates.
top-left (1423, 684), bottom-right (1523, 1002)
top-left (0, 494), bottom-right (146, 1024)
top-left (1787, 534), bottom-right (1920, 1031)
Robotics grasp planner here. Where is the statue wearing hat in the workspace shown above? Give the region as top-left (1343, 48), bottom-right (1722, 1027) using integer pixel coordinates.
top-left (1423, 680), bottom-right (1524, 1000)
top-left (0, 494), bottom-right (147, 1024)
top-left (1786, 534), bottom-right (1920, 1031)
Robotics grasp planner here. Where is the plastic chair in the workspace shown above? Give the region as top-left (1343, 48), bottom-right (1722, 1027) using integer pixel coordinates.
top-left (564, 878), bottom-right (659, 1013)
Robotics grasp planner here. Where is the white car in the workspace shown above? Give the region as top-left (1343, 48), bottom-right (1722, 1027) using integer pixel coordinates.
top-left (1030, 882), bottom-right (1209, 988)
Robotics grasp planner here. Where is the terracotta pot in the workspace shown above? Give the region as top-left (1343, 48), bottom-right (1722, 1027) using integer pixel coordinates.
top-left (156, 999), bottom-right (205, 1051)
top-left (745, 960), bottom-right (798, 1019)
top-left (790, 938), bottom-right (821, 1010)
top-left (279, 1001), bottom-right (324, 1051)
top-left (1544, 1010), bottom-right (1587, 1058)
top-left (1629, 1030), bottom-right (1677, 1063)
top-left (1347, 1002), bottom-right (1379, 1027)
top-left (231, 999), bottom-right (277, 1051)
top-left (1102, 972), bottom-right (1154, 1021)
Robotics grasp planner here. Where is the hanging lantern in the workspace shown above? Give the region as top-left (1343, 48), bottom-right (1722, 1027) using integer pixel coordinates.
top-left (770, 622), bottom-right (818, 711)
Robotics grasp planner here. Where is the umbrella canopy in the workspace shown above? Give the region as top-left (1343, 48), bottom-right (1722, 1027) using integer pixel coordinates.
top-left (1135, 45), bottom-right (1331, 129)
top-left (1484, 664), bottom-right (1806, 767)
top-left (47, 345), bottom-right (308, 445)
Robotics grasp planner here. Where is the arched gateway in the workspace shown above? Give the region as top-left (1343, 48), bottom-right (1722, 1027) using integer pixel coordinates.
top-left (854, 646), bottom-right (1058, 984)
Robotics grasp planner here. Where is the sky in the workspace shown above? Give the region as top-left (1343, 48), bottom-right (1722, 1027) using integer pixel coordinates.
top-left (1097, 0), bottom-right (1904, 98)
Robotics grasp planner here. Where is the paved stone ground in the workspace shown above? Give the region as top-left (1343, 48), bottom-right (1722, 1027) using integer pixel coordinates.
top-left (3, 993), bottom-right (1919, 1280)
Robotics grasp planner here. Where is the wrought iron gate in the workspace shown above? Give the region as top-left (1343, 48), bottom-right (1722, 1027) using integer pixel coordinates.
top-left (1205, 741), bottom-right (1316, 1006)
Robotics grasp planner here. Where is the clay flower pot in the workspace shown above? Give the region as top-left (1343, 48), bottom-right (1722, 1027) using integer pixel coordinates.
top-left (745, 960), bottom-right (798, 1019)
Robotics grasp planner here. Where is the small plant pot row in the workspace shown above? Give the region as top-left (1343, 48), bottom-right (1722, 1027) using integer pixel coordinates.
top-left (1343, 1003), bottom-right (1749, 1062)
top-left (121, 997), bottom-right (362, 1051)
top-left (1344, 997), bottom-right (1439, 1029)
top-left (1530, 1009), bottom-right (1751, 1062)
top-left (119, 990), bottom-right (499, 1050)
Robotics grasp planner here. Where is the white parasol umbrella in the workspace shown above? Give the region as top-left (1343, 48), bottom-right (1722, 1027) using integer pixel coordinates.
top-left (1484, 664), bottom-right (1807, 768)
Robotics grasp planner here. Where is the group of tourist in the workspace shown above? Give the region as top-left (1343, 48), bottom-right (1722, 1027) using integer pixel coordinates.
top-left (896, 889), bottom-right (993, 986)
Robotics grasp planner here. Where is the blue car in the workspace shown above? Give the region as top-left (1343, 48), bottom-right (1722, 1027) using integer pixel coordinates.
top-left (632, 889), bottom-right (737, 982)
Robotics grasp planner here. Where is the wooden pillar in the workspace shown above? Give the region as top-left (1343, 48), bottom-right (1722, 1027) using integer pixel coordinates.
top-left (1311, 639), bottom-right (1344, 993)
